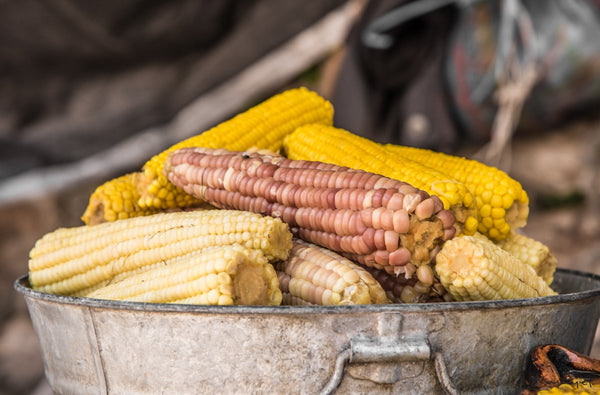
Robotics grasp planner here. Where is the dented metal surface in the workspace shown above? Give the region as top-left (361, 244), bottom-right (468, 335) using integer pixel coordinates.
top-left (15, 268), bottom-right (600, 394)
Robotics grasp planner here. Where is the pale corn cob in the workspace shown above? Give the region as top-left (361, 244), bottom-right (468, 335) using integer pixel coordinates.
top-left (435, 235), bottom-right (557, 301)
top-left (384, 143), bottom-right (529, 241)
top-left (165, 147), bottom-right (456, 282)
top-left (86, 245), bottom-right (282, 306)
top-left (28, 210), bottom-right (292, 296)
top-left (275, 240), bottom-right (389, 305)
top-left (137, 87), bottom-right (333, 211)
top-left (282, 124), bottom-right (478, 237)
top-left (496, 232), bottom-right (557, 285)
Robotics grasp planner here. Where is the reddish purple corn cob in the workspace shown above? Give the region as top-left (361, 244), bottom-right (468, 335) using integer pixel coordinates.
top-left (166, 147), bottom-right (456, 277)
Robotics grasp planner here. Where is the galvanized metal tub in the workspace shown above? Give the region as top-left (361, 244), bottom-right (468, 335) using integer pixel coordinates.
top-left (15, 268), bottom-right (600, 394)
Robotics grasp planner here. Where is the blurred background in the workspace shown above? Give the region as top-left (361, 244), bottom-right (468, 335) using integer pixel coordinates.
top-left (0, 0), bottom-right (599, 393)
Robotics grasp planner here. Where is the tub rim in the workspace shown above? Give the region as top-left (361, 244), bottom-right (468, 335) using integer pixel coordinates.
top-left (14, 267), bottom-right (600, 315)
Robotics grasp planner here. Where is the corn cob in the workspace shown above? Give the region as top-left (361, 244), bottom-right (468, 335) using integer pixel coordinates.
top-left (28, 210), bottom-right (292, 296)
top-left (384, 143), bottom-right (529, 241)
top-left (275, 239), bottom-right (389, 305)
top-left (496, 232), bottom-right (557, 285)
top-left (364, 265), bottom-right (447, 303)
top-left (80, 173), bottom-right (153, 225)
top-left (136, 87), bottom-right (333, 211)
top-left (537, 384), bottom-right (600, 394)
top-left (283, 124), bottom-right (478, 237)
top-left (165, 147), bottom-right (456, 277)
top-left (86, 245), bottom-right (282, 306)
top-left (80, 173), bottom-right (215, 225)
top-left (435, 235), bottom-right (557, 301)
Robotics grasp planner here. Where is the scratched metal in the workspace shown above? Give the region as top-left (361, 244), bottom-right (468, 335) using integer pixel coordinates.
top-left (15, 268), bottom-right (600, 395)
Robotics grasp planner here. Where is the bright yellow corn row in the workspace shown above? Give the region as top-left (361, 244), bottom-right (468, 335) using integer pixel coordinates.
top-left (385, 144), bottom-right (529, 241)
top-left (28, 210), bottom-right (292, 296)
top-left (537, 382), bottom-right (600, 394)
top-left (86, 245), bottom-right (282, 306)
top-left (137, 87), bottom-right (333, 210)
top-left (435, 235), bottom-right (556, 301)
top-left (275, 240), bottom-right (390, 305)
top-left (492, 232), bottom-right (557, 285)
top-left (283, 124), bottom-right (478, 236)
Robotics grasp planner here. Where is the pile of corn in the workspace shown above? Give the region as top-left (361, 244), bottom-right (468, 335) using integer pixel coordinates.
top-left (28, 87), bottom-right (559, 306)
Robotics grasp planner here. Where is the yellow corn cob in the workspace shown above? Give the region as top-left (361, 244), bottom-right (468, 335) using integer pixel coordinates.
top-left (384, 144), bottom-right (529, 240)
top-left (28, 210), bottom-right (292, 296)
top-left (80, 173), bottom-right (212, 225)
top-left (537, 382), bottom-right (600, 394)
top-left (137, 87), bottom-right (333, 210)
top-left (435, 235), bottom-right (557, 301)
top-left (275, 240), bottom-right (390, 305)
top-left (81, 173), bottom-right (151, 225)
top-left (283, 124), bottom-right (478, 236)
top-left (86, 245), bottom-right (282, 306)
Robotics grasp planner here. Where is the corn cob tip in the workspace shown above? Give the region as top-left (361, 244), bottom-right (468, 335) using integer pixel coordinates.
top-left (81, 172), bottom-right (160, 225)
top-left (435, 235), bottom-right (557, 301)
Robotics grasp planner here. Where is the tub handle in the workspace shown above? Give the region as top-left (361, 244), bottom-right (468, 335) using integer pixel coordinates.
top-left (320, 337), bottom-right (458, 395)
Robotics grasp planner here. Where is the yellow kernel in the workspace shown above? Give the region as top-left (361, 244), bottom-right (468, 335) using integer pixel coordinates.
top-left (111, 198), bottom-right (123, 212)
top-left (464, 217), bottom-right (479, 234)
top-left (481, 190), bottom-right (492, 203)
top-left (490, 195), bottom-right (503, 208)
top-left (479, 204), bottom-right (492, 218)
top-left (493, 219), bottom-right (506, 230)
top-left (488, 228), bottom-right (500, 239)
top-left (148, 183), bottom-right (160, 194)
top-left (157, 188), bottom-right (168, 199)
top-left (444, 192), bottom-right (460, 205)
top-left (463, 192), bottom-right (474, 208)
top-left (445, 183), bottom-right (458, 192)
top-left (502, 195), bottom-right (513, 209)
top-left (105, 210), bottom-right (117, 222)
top-left (491, 207), bottom-right (505, 219)
top-left (493, 185), bottom-right (507, 196)
top-left (124, 200), bottom-right (134, 212)
top-left (482, 217), bottom-right (493, 229)
top-left (475, 196), bottom-right (483, 208)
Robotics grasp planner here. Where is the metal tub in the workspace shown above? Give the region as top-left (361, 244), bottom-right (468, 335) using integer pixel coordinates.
top-left (15, 268), bottom-right (600, 394)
